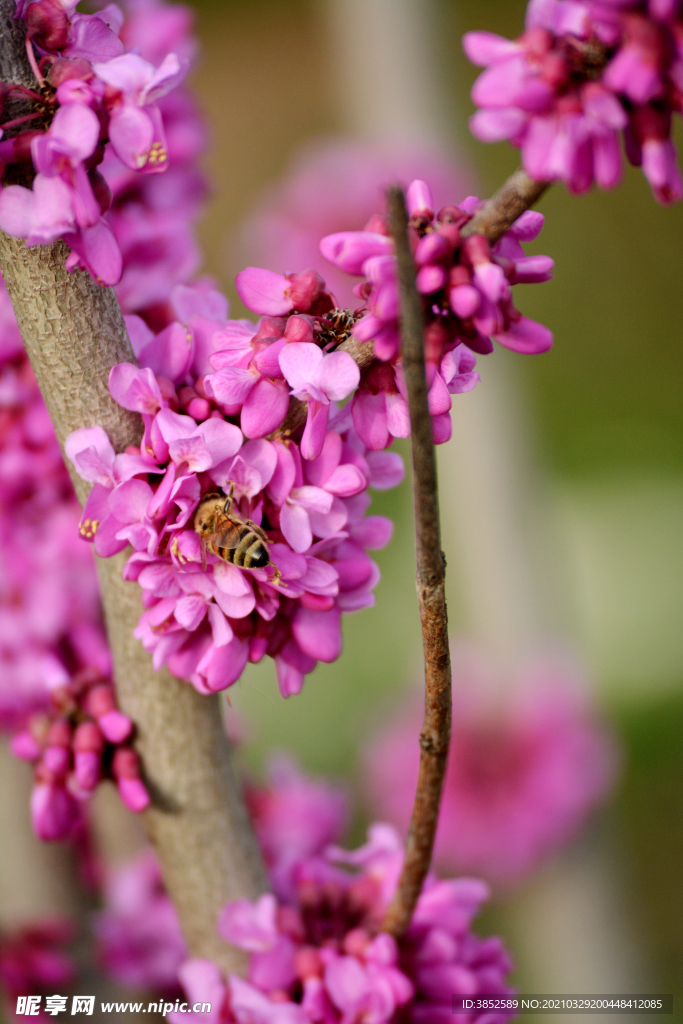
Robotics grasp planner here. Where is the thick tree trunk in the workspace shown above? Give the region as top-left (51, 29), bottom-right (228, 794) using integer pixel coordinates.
top-left (0, 16), bottom-right (268, 970)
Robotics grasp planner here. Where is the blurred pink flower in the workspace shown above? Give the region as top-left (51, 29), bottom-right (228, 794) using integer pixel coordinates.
top-left (246, 754), bottom-right (348, 901)
top-left (171, 824), bottom-right (515, 1024)
top-left (94, 849), bottom-right (186, 994)
top-left (463, 0), bottom-right (683, 203)
top-left (365, 648), bottom-right (619, 886)
top-left (234, 138), bottom-right (472, 309)
top-left (0, 919), bottom-right (76, 1015)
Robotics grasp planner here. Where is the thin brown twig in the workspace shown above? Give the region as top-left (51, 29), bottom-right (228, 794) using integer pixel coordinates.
top-left (380, 186), bottom-right (452, 939)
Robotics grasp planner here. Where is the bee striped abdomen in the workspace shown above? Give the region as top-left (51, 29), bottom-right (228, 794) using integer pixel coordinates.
top-left (219, 526), bottom-right (269, 568)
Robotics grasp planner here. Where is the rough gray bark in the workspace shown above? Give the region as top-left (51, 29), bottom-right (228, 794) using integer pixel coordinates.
top-left (0, 9), bottom-right (268, 968)
top-left (0, 0), bottom-right (33, 87)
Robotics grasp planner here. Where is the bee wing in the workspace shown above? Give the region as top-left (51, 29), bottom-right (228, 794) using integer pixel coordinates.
top-left (216, 522), bottom-right (243, 550)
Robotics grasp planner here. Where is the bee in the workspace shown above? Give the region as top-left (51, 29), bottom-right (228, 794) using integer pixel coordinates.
top-left (194, 483), bottom-right (271, 573)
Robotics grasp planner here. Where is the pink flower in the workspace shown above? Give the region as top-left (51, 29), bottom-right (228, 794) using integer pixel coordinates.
top-left (365, 648), bottom-right (619, 885)
top-left (174, 824), bottom-right (516, 1024)
top-left (279, 343), bottom-right (360, 459)
top-left (0, 0), bottom-right (195, 287)
top-left (236, 268), bottom-right (332, 318)
top-left (0, 100), bottom-right (124, 285)
top-left (94, 52), bottom-right (189, 173)
top-left (321, 179), bottom-right (553, 375)
top-left (464, 1), bottom-right (683, 203)
top-left (94, 849), bottom-right (186, 993)
top-left (246, 755), bottom-right (348, 901)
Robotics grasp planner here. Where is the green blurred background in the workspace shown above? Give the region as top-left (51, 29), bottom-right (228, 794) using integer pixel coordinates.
top-left (172, 0), bottom-right (683, 1009)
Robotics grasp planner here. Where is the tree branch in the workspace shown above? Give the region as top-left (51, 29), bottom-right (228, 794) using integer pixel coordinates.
top-left (0, 6), bottom-right (268, 971)
top-left (461, 167), bottom-right (550, 244)
top-left (380, 186), bottom-right (452, 938)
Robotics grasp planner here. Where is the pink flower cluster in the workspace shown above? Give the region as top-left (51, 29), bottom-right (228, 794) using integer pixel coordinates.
top-left (11, 665), bottom-right (149, 841)
top-left (366, 649), bottom-right (619, 886)
top-left (66, 279), bottom-right (400, 698)
top-left (0, 0), bottom-right (213, 837)
top-left (95, 756), bottom-right (347, 995)
top-left (94, 848), bottom-right (186, 996)
top-left (0, 271), bottom-right (149, 840)
top-left (464, 0), bottom-right (683, 203)
top-left (315, 179), bottom-right (551, 449)
top-left (171, 826), bottom-right (515, 1024)
top-left (0, 0), bottom-right (193, 284)
top-left (0, 919), bottom-right (75, 1019)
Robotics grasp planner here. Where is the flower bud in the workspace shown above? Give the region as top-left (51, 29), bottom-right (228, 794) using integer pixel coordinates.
top-left (73, 721), bottom-right (105, 753)
top-left (10, 730), bottom-right (41, 761)
top-left (406, 179), bottom-right (434, 221)
top-left (414, 232), bottom-right (452, 266)
top-left (117, 777), bottom-right (150, 813)
top-left (31, 783), bottom-right (78, 841)
top-left (416, 264), bottom-right (447, 294)
top-left (25, 0), bottom-right (70, 51)
top-left (98, 709), bottom-right (133, 744)
top-left (285, 269), bottom-right (325, 312)
top-left (74, 751), bottom-right (100, 791)
top-left (284, 314), bottom-right (315, 345)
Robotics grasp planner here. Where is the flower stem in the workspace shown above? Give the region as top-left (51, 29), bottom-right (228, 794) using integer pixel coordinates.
top-left (24, 37), bottom-right (44, 86)
top-left (381, 186), bottom-right (452, 939)
top-left (0, 111), bottom-right (41, 130)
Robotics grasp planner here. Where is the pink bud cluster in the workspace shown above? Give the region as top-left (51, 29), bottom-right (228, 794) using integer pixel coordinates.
top-left (170, 826), bottom-right (515, 1024)
top-left (366, 649), bottom-right (619, 886)
top-left (11, 666), bottom-right (150, 841)
top-left (0, 919), bottom-right (75, 1017)
top-left (66, 277), bottom-right (400, 699)
top-left (0, 0), bottom-right (192, 284)
top-left (464, 0), bottom-right (683, 203)
top-left (317, 179), bottom-right (552, 449)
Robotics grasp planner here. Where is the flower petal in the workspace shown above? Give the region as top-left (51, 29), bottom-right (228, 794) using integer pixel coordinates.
top-left (235, 267), bottom-right (292, 316)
